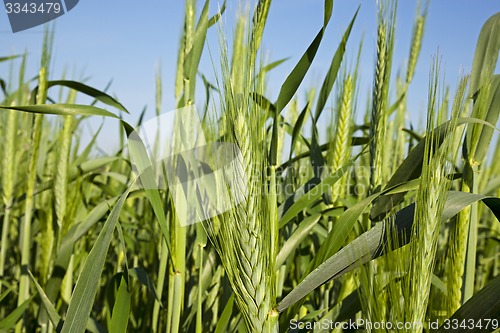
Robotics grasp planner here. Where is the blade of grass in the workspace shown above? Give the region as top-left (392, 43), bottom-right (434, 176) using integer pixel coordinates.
top-left (469, 12), bottom-right (500, 97)
top-left (436, 274), bottom-right (500, 333)
top-left (109, 276), bottom-right (131, 333)
top-left (313, 6), bottom-right (359, 123)
top-left (61, 184), bottom-right (133, 333)
top-left (31, 80), bottom-right (128, 113)
top-left (0, 299), bottom-right (32, 330)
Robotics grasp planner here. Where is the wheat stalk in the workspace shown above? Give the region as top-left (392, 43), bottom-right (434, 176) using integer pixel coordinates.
top-left (443, 75), bottom-right (470, 315)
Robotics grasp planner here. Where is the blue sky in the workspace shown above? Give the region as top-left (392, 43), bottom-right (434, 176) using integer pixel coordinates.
top-left (1, 1), bottom-right (499, 153)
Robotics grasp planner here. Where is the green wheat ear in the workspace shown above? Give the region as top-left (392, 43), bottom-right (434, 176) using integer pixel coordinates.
top-left (202, 8), bottom-right (278, 332)
top-left (405, 58), bottom-right (460, 330)
top-left (328, 74), bottom-right (353, 204)
top-left (370, 0), bottom-right (395, 193)
top-left (406, 13), bottom-right (425, 85)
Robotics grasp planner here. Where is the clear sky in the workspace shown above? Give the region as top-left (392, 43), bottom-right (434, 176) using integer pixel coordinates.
top-left (1, 1), bottom-right (499, 154)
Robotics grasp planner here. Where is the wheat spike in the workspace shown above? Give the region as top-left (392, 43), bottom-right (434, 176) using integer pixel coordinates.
top-left (370, 22), bottom-right (388, 192)
top-left (329, 75), bottom-right (353, 203)
top-left (406, 15), bottom-right (424, 85)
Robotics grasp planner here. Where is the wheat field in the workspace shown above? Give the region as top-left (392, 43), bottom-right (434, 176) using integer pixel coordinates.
top-left (0, 1), bottom-right (499, 332)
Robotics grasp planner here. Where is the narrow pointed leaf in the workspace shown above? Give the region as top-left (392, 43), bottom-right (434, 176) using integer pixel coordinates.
top-left (279, 162), bottom-right (352, 228)
top-left (184, 0), bottom-right (210, 101)
top-left (257, 57), bottom-right (289, 78)
top-left (61, 186), bottom-right (132, 333)
top-left (208, 0), bottom-right (226, 27)
top-left (0, 103), bottom-right (121, 119)
top-left (0, 299), bottom-right (31, 329)
top-left (314, 6), bottom-right (359, 123)
top-left (289, 102), bottom-right (310, 159)
top-left (109, 277), bottom-right (131, 333)
top-left (28, 271), bottom-right (62, 330)
top-left (436, 274), bottom-right (500, 333)
top-left (29, 271), bottom-right (106, 333)
top-left (470, 75), bottom-right (500, 164)
top-left (214, 295), bottom-right (234, 333)
top-left (277, 214), bottom-right (321, 267)
top-left (36, 80), bottom-right (128, 113)
top-left (469, 12), bottom-right (500, 96)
